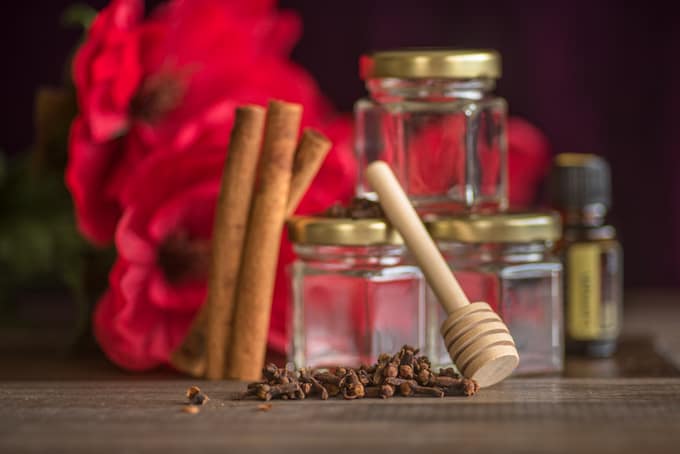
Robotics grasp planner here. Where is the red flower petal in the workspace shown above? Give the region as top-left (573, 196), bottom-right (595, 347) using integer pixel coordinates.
top-left (65, 118), bottom-right (123, 245)
top-left (147, 268), bottom-right (206, 312)
top-left (147, 181), bottom-right (219, 244)
top-left (73, 0), bottom-right (144, 142)
top-left (507, 117), bottom-right (551, 207)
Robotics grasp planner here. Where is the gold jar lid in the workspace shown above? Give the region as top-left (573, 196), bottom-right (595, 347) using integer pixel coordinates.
top-left (287, 216), bottom-right (403, 246)
top-left (425, 212), bottom-right (561, 243)
top-left (360, 49), bottom-right (501, 80)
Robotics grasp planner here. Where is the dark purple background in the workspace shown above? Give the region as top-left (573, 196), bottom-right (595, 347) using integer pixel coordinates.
top-left (2, 1), bottom-right (679, 287)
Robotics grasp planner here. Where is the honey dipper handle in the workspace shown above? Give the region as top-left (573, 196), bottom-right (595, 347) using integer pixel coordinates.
top-left (365, 161), bottom-right (470, 313)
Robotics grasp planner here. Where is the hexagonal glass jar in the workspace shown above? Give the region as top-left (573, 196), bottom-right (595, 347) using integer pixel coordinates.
top-left (355, 49), bottom-right (508, 214)
top-left (425, 212), bottom-right (564, 375)
top-left (287, 217), bottom-right (425, 369)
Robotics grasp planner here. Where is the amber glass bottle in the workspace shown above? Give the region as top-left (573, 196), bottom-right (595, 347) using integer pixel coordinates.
top-left (549, 154), bottom-right (623, 357)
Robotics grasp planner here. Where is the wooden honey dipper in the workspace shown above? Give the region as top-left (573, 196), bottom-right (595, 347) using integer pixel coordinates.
top-left (365, 161), bottom-right (519, 387)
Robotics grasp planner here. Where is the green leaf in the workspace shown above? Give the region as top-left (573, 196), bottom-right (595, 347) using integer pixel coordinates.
top-left (0, 152), bottom-right (6, 186)
top-left (61, 4), bottom-right (98, 30)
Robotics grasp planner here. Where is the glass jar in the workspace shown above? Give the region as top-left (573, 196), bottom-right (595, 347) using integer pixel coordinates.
top-left (287, 217), bottom-right (425, 369)
top-left (425, 212), bottom-right (564, 375)
top-left (355, 49), bottom-right (508, 213)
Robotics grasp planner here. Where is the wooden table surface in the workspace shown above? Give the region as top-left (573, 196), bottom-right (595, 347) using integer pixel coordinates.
top-left (1, 290), bottom-right (679, 453)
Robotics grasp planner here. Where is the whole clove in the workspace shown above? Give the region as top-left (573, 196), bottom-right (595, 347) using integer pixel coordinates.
top-left (313, 371), bottom-right (341, 386)
top-left (400, 349), bottom-right (415, 367)
top-left (247, 381), bottom-right (267, 390)
top-left (340, 370), bottom-right (365, 400)
top-left (438, 367), bottom-right (460, 378)
top-left (383, 377), bottom-right (418, 388)
top-left (239, 345), bottom-right (478, 402)
top-left (410, 383), bottom-right (445, 398)
top-left (300, 382), bottom-right (312, 395)
top-left (186, 386), bottom-right (201, 400)
top-left (384, 363), bottom-right (399, 378)
top-left (325, 383), bottom-right (341, 397)
top-left (190, 393), bottom-right (209, 405)
top-left (431, 375), bottom-right (465, 388)
top-left (377, 353), bottom-right (391, 363)
top-left (399, 364), bottom-right (414, 379)
top-left (372, 362), bottom-right (387, 385)
top-left (299, 368), bottom-right (329, 400)
top-left (356, 369), bottom-right (371, 386)
top-left (399, 382), bottom-right (414, 397)
top-left (416, 368), bottom-right (432, 385)
top-left (364, 386), bottom-right (381, 398)
top-left (255, 383), bottom-right (301, 401)
top-left (441, 378), bottom-right (479, 397)
top-left (185, 386), bottom-right (209, 405)
top-left (262, 363), bottom-right (281, 382)
top-left (380, 384), bottom-right (395, 399)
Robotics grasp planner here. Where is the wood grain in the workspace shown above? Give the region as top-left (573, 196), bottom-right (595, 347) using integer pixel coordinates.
top-left (1, 293), bottom-right (679, 452)
top-left (1, 379), bottom-right (679, 453)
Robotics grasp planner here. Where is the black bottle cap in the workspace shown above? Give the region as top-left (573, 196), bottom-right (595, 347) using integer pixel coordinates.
top-left (549, 153), bottom-right (611, 210)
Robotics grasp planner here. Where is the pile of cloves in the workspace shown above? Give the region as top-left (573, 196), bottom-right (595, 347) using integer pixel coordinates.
top-left (324, 197), bottom-right (385, 219)
top-left (241, 345), bottom-right (478, 401)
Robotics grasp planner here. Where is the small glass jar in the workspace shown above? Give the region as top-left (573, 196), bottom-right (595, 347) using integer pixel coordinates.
top-left (425, 212), bottom-right (564, 375)
top-left (287, 217), bottom-right (425, 369)
top-left (355, 49), bottom-right (508, 213)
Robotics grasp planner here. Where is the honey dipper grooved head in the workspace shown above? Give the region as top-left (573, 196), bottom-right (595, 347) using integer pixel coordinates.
top-left (440, 302), bottom-right (519, 387)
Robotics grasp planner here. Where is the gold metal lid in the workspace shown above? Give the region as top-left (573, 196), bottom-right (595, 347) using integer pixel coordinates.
top-left (554, 153), bottom-right (600, 167)
top-left (425, 212), bottom-right (561, 243)
top-left (360, 49), bottom-right (501, 80)
top-left (287, 216), bottom-right (404, 246)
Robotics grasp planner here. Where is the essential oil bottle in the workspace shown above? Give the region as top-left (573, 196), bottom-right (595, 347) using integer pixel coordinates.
top-left (549, 154), bottom-right (623, 357)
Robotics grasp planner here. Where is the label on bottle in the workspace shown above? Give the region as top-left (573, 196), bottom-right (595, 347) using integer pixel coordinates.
top-left (567, 243), bottom-right (602, 339)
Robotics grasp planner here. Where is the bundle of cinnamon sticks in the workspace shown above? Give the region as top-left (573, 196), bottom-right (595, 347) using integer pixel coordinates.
top-left (170, 100), bottom-right (332, 380)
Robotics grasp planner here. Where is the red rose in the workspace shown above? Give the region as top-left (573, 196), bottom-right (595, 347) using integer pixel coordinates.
top-left (66, 118), bottom-right (148, 245)
top-left (73, 0), bottom-right (144, 142)
top-left (68, 0), bottom-right (339, 245)
top-left (507, 117), bottom-right (551, 207)
top-left (132, 1), bottom-right (329, 147)
top-left (72, 0), bottom-right (304, 145)
top-left (93, 147), bottom-right (222, 370)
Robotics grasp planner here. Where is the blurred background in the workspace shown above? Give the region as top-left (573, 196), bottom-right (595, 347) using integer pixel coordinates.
top-left (1, 0), bottom-right (678, 361)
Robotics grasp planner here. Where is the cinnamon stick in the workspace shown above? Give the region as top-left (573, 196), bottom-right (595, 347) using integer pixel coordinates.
top-left (170, 105), bottom-right (265, 378)
top-left (169, 308), bottom-right (209, 377)
top-left (225, 100), bottom-right (303, 381)
top-left (285, 128), bottom-right (332, 217)
top-left (204, 105), bottom-right (265, 379)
